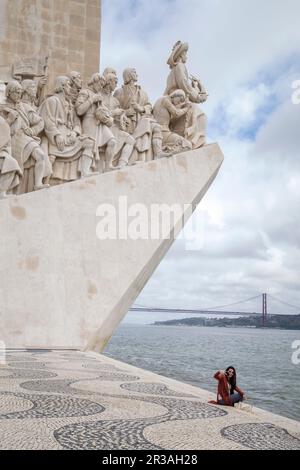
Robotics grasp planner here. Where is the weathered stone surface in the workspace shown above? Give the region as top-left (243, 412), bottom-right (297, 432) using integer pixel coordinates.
top-left (0, 144), bottom-right (223, 351)
top-left (0, 0), bottom-right (101, 87)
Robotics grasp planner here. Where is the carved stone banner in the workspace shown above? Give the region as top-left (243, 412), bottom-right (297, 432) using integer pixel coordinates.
top-left (12, 57), bottom-right (49, 80)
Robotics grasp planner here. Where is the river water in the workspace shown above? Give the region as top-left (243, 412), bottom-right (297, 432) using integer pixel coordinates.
top-left (104, 324), bottom-right (300, 421)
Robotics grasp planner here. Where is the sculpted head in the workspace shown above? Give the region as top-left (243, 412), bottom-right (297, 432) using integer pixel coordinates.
top-left (170, 89), bottom-right (186, 106)
top-left (123, 68), bottom-right (138, 85)
top-left (103, 72), bottom-right (118, 93)
top-left (180, 49), bottom-right (188, 63)
top-left (22, 79), bottom-right (38, 100)
top-left (103, 67), bottom-right (117, 78)
top-left (6, 80), bottom-right (23, 104)
top-left (69, 71), bottom-right (83, 90)
top-left (88, 73), bottom-right (103, 93)
top-left (167, 41), bottom-right (189, 69)
top-left (54, 76), bottom-right (72, 97)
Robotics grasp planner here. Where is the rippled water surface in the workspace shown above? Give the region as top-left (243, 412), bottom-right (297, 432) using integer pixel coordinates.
top-left (104, 324), bottom-right (300, 421)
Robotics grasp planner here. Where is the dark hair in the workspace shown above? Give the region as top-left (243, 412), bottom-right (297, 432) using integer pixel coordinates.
top-left (225, 366), bottom-right (237, 394)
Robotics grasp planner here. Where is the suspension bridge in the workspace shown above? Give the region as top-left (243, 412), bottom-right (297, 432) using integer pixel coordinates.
top-left (130, 294), bottom-right (300, 327)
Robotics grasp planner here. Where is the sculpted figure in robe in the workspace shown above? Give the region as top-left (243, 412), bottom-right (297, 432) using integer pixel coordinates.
top-left (0, 115), bottom-right (22, 198)
top-left (98, 72), bottom-right (135, 168)
top-left (20, 76), bottom-right (48, 108)
top-left (39, 76), bottom-right (96, 184)
top-left (114, 68), bottom-right (168, 162)
top-left (153, 89), bottom-right (192, 153)
top-left (75, 73), bottom-right (118, 172)
top-left (21, 79), bottom-right (52, 187)
top-left (2, 80), bottom-right (49, 193)
top-left (68, 71), bottom-right (83, 105)
top-left (165, 41), bottom-right (208, 149)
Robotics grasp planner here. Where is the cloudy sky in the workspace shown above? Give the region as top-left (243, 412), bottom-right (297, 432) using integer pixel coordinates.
top-left (101, 0), bottom-right (300, 323)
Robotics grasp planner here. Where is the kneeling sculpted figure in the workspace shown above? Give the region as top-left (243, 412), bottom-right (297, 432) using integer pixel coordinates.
top-left (0, 115), bottom-right (22, 198)
top-left (3, 80), bottom-right (49, 193)
top-left (153, 89), bottom-right (192, 153)
top-left (40, 76), bottom-right (95, 184)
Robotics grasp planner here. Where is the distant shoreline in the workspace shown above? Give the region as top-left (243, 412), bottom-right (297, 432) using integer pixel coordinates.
top-left (152, 314), bottom-right (300, 330)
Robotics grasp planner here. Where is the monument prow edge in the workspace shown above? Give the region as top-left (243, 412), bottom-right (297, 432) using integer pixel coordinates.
top-left (0, 143), bottom-right (224, 351)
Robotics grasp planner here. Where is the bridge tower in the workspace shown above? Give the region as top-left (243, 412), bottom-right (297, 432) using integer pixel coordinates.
top-left (262, 293), bottom-right (267, 327)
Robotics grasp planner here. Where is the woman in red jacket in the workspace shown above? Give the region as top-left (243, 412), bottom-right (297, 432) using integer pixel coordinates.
top-left (214, 366), bottom-right (245, 406)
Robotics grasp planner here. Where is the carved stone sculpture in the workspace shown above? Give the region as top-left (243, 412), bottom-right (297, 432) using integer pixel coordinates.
top-left (76, 73), bottom-right (118, 172)
top-left (0, 115), bottom-right (22, 198)
top-left (0, 41), bottom-right (211, 197)
top-left (103, 67), bottom-right (118, 79)
top-left (13, 56), bottom-right (49, 107)
top-left (153, 89), bottom-right (192, 153)
top-left (12, 56), bottom-right (48, 81)
top-left (2, 80), bottom-right (49, 193)
top-left (114, 68), bottom-right (168, 162)
top-left (39, 76), bottom-right (96, 184)
top-left (0, 81), bottom-right (6, 105)
top-left (98, 72), bottom-right (135, 168)
top-left (21, 79), bottom-right (39, 108)
top-left (68, 71), bottom-right (83, 104)
top-left (165, 41), bottom-right (207, 149)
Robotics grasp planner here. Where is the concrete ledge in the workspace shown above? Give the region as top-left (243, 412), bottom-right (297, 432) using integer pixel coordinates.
top-left (0, 144), bottom-right (224, 351)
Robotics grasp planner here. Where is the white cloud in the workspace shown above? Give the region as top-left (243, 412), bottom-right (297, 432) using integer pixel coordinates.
top-left (223, 83), bottom-right (273, 135)
top-left (101, 0), bottom-right (300, 320)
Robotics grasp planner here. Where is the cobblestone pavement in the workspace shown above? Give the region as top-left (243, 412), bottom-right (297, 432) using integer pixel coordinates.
top-left (0, 349), bottom-right (299, 450)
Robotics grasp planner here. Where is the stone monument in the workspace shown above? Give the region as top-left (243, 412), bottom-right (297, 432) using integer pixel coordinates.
top-left (0, 2), bottom-right (224, 351)
top-left (0, 0), bottom-right (101, 89)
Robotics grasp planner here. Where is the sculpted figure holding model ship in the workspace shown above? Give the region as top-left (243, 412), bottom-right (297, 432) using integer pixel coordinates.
top-left (0, 41), bottom-right (208, 196)
top-left (164, 41), bottom-right (208, 149)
